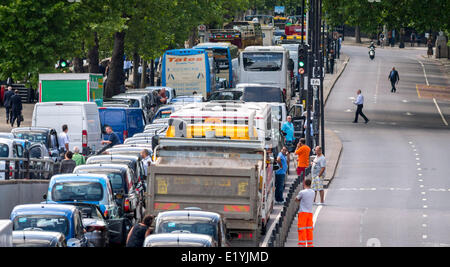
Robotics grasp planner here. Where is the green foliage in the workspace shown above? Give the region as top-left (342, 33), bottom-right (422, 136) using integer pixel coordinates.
top-left (0, 0), bottom-right (81, 83)
top-left (323, 0), bottom-right (450, 36)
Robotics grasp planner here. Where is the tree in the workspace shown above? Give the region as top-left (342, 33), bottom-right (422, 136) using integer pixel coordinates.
top-left (0, 0), bottom-right (81, 87)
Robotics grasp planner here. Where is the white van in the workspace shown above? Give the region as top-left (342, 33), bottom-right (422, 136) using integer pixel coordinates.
top-left (32, 102), bottom-right (102, 155)
top-left (0, 138), bottom-right (25, 180)
top-left (238, 46), bottom-right (294, 106)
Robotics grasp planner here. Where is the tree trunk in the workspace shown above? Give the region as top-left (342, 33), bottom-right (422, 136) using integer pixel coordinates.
top-left (105, 31), bottom-right (125, 98)
top-left (72, 57), bottom-right (84, 73)
top-left (188, 26), bottom-right (197, 48)
top-left (132, 51), bottom-right (140, 88)
top-left (355, 25), bottom-right (361, 43)
top-left (140, 60), bottom-right (147, 88)
top-left (150, 59), bottom-right (155, 86)
top-left (88, 32), bottom-right (100, 73)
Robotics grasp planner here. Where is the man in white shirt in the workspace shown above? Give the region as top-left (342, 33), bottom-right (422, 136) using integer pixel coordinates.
top-left (58, 124), bottom-right (70, 153)
top-left (295, 179), bottom-right (315, 247)
top-left (140, 149), bottom-right (152, 177)
top-left (353, 89), bottom-right (369, 123)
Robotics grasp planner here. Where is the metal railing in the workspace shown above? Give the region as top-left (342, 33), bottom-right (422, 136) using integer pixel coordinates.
top-left (267, 167), bottom-right (310, 247)
top-left (0, 157), bottom-right (57, 180)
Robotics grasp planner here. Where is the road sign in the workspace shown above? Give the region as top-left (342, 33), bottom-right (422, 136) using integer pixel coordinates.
top-left (310, 78), bottom-right (320, 86)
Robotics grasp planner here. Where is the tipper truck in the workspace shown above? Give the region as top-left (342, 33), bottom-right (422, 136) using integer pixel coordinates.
top-left (146, 137), bottom-right (275, 246)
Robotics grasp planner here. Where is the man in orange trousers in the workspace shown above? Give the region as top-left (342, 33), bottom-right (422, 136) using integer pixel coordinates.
top-left (295, 179), bottom-right (314, 247)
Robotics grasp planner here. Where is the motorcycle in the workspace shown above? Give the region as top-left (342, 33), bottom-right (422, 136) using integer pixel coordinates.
top-left (369, 47), bottom-right (375, 60)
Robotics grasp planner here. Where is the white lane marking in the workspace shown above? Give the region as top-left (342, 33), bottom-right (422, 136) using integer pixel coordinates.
top-left (418, 60), bottom-right (448, 126)
top-left (418, 60), bottom-right (429, 86)
top-left (402, 99), bottom-right (409, 103)
top-left (313, 205), bottom-right (322, 228)
top-left (433, 98), bottom-right (449, 126)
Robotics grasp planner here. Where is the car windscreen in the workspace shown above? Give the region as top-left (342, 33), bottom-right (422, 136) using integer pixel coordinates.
top-left (52, 182), bottom-right (104, 202)
top-left (209, 91), bottom-right (242, 101)
top-left (74, 170), bottom-right (124, 191)
top-left (243, 87), bottom-right (283, 103)
top-left (13, 215), bottom-right (69, 236)
top-left (243, 52), bottom-right (283, 72)
top-left (0, 144), bottom-right (9, 157)
top-left (157, 221), bottom-right (217, 240)
top-left (14, 132), bottom-right (48, 145)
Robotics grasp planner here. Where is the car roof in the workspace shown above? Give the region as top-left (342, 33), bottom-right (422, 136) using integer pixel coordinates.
top-left (211, 89), bottom-right (243, 93)
top-left (74, 163), bottom-right (129, 172)
top-left (11, 203), bottom-right (77, 217)
top-left (12, 231), bottom-right (64, 246)
top-left (50, 173), bottom-right (110, 183)
top-left (157, 210), bottom-right (221, 222)
top-left (144, 233), bottom-right (213, 246)
top-left (11, 127), bottom-right (53, 133)
top-left (87, 154), bottom-right (139, 161)
top-left (0, 137), bottom-right (15, 145)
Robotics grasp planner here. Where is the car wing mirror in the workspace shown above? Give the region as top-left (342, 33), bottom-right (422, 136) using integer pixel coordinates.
top-left (66, 238), bottom-right (82, 247)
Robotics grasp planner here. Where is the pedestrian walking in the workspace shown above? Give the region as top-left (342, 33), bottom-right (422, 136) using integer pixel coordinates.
top-left (410, 32), bottom-right (416, 47)
top-left (379, 32), bottom-right (385, 48)
top-left (353, 89), bottom-right (369, 124)
top-left (295, 179), bottom-right (315, 247)
top-left (58, 124), bottom-right (70, 153)
top-left (126, 214), bottom-right (154, 247)
top-left (294, 138), bottom-right (311, 186)
top-left (59, 151), bottom-right (77, 174)
top-left (275, 146), bottom-right (288, 205)
top-left (72, 146), bottom-right (85, 166)
top-left (10, 90), bottom-right (23, 127)
top-left (388, 67), bottom-right (400, 93)
top-left (427, 39), bottom-right (433, 58)
top-left (311, 146), bottom-right (326, 205)
top-left (3, 86), bottom-right (14, 124)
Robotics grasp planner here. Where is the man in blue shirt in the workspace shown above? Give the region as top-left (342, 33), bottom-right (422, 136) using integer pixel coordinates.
top-left (101, 125), bottom-right (121, 147)
top-left (281, 116), bottom-right (295, 143)
top-left (275, 146), bottom-right (288, 204)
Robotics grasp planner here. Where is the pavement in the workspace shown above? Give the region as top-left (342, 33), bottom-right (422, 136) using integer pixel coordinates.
top-left (0, 103), bottom-right (34, 132)
top-left (263, 51), bottom-right (348, 247)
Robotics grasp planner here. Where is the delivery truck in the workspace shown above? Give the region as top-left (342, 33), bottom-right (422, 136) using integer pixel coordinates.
top-left (146, 137), bottom-right (276, 246)
top-left (39, 73), bottom-right (104, 106)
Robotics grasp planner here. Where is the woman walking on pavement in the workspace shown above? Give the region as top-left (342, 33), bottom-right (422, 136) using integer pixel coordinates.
top-left (126, 215), bottom-right (154, 247)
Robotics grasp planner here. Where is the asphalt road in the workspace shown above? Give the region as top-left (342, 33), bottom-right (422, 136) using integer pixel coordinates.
top-left (314, 45), bottom-right (450, 247)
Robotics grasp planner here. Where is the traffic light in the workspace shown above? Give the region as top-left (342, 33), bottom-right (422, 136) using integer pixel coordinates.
top-left (57, 59), bottom-right (68, 69)
top-left (298, 44), bottom-right (307, 75)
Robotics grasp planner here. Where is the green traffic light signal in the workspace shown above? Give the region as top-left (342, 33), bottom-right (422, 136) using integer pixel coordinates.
top-left (299, 61), bottom-right (305, 67)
